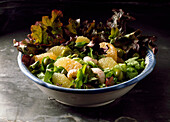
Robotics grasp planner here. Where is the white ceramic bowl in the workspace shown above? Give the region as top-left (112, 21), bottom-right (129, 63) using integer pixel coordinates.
top-left (17, 49), bottom-right (156, 107)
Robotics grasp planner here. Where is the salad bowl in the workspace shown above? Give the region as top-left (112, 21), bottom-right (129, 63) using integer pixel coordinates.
top-left (17, 49), bottom-right (156, 107)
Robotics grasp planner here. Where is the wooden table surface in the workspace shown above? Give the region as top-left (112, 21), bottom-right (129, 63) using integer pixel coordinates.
top-left (0, 1), bottom-right (169, 122)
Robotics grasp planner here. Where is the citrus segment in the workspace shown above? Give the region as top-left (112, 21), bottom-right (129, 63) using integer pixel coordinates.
top-left (54, 57), bottom-right (82, 72)
top-left (34, 52), bottom-right (57, 63)
top-left (47, 45), bottom-right (72, 57)
top-left (100, 42), bottom-right (117, 61)
top-left (52, 73), bottom-right (71, 88)
top-left (98, 57), bottom-right (117, 69)
top-left (75, 36), bottom-right (90, 43)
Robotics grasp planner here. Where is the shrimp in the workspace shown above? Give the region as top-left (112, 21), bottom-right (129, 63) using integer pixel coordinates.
top-left (83, 56), bottom-right (98, 64)
top-left (91, 68), bottom-right (105, 84)
top-left (67, 69), bottom-right (78, 80)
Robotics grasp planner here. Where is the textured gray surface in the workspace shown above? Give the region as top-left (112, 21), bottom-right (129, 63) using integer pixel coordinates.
top-left (0, 3), bottom-right (170, 122)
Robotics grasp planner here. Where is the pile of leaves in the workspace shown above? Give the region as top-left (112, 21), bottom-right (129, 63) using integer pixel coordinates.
top-left (13, 9), bottom-right (158, 65)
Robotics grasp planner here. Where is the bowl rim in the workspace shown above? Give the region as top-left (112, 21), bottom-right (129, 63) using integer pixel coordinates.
top-left (17, 49), bottom-right (156, 94)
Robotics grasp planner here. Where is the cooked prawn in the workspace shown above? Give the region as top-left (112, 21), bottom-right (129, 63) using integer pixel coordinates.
top-left (67, 69), bottom-right (78, 80)
top-left (83, 56), bottom-right (98, 64)
top-left (91, 68), bottom-right (105, 84)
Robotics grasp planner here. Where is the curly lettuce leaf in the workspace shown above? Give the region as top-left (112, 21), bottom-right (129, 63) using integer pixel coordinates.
top-left (13, 8), bottom-right (158, 67)
top-left (31, 23), bottom-right (49, 44)
top-left (66, 18), bottom-right (79, 35)
top-left (107, 9), bottom-right (135, 34)
top-left (30, 10), bottom-right (63, 45)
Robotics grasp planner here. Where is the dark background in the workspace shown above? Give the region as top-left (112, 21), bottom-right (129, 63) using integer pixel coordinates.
top-left (0, 1), bottom-right (170, 34)
top-left (0, 1), bottom-right (170, 122)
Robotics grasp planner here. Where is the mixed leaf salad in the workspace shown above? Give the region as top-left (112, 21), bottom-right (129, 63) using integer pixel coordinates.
top-left (13, 9), bottom-right (157, 89)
